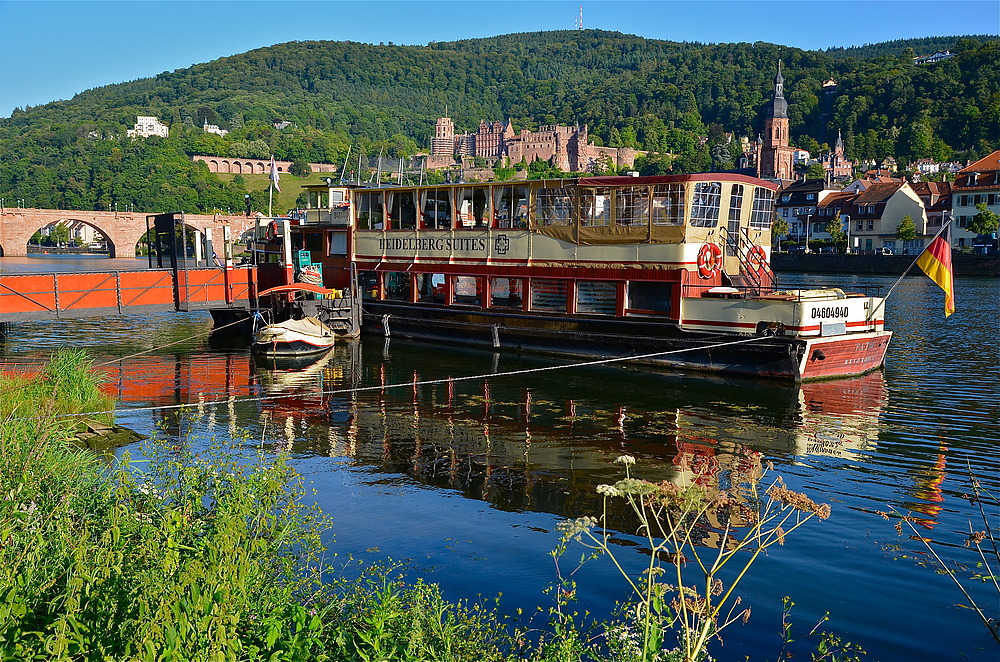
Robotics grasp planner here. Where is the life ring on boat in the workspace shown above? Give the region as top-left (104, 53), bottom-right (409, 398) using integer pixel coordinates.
top-left (747, 245), bottom-right (768, 274)
top-left (265, 220), bottom-right (279, 241)
top-left (697, 243), bottom-right (723, 279)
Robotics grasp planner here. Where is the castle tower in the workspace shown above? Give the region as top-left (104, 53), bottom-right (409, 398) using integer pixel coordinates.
top-left (757, 62), bottom-right (795, 181)
top-left (431, 117), bottom-right (455, 156)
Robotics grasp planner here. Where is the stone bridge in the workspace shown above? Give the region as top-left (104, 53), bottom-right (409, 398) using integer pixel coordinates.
top-left (0, 208), bottom-right (258, 258)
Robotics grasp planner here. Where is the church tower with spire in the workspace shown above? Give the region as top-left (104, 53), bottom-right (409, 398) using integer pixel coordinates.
top-left (756, 61), bottom-right (796, 181)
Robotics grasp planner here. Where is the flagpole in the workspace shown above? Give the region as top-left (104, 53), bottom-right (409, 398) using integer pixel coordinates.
top-left (268, 184), bottom-right (273, 218)
top-left (867, 219), bottom-right (952, 321)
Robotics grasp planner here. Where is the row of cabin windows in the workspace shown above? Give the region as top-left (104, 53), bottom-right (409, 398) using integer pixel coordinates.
top-left (361, 272), bottom-right (672, 317)
top-left (354, 183), bottom-right (773, 231)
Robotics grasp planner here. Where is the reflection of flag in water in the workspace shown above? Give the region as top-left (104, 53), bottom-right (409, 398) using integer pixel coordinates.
top-left (915, 223), bottom-right (955, 316)
top-left (269, 156), bottom-right (281, 193)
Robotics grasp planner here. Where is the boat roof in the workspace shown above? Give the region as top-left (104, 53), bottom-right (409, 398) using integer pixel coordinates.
top-left (257, 283), bottom-right (330, 297)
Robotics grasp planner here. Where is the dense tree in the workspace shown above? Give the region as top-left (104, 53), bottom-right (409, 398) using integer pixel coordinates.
top-left (969, 202), bottom-right (1000, 236)
top-left (1, 31), bottom-right (996, 212)
top-left (897, 215), bottom-right (918, 240)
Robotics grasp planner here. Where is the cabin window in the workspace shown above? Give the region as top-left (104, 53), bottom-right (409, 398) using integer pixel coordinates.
top-left (690, 182), bottom-right (721, 227)
top-left (421, 188), bottom-right (452, 229)
top-left (384, 272), bottom-right (411, 302)
top-left (626, 281), bottom-right (672, 316)
top-left (456, 187), bottom-right (490, 228)
top-left (452, 276), bottom-right (482, 306)
top-left (308, 190), bottom-right (324, 209)
top-left (580, 187), bottom-right (611, 227)
top-left (490, 277), bottom-right (524, 309)
top-left (416, 273), bottom-right (446, 304)
top-left (728, 185), bottom-right (744, 222)
top-left (357, 192), bottom-right (384, 230)
top-left (576, 281), bottom-right (617, 315)
top-left (616, 187), bottom-right (649, 227)
top-left (750, 187), bottom-right (775, 229)
top-left (331, 189), bottom-right (346, 204)
top-left (652, 184), bottom-right (685, 225)
top-left (360, 271), bottom-right (380, 299)
top-left (537, 185), bottom-right (573, 227)
top-left (328, 231), bottom-right (347, 255)
top-left (493, 185), bottom-right (529, 228)
top-left (530, 279), bottom-right (568, 312)
top-left (386, 190), bottom-right (418, 230)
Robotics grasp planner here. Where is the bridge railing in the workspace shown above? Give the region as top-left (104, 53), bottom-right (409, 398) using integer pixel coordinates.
top-left (0, 267), bottom-right (256, 321)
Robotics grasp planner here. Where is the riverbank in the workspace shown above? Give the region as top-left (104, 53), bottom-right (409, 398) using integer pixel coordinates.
top-left (0, 351), bottom-right (519, 661)
top-left (772, 252), bottom-right (1000, 276)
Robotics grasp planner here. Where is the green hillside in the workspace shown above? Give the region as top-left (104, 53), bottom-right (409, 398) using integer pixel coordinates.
top-left (1, 30), bottom-right (997, 215)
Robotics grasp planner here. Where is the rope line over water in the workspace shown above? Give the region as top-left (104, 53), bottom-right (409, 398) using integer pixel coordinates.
top-left (5, 335), bottom-right (774, 422)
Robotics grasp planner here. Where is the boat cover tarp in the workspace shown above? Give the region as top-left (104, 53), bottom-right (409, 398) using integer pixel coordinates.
top-left (258, 283), bottom-right (330, 297)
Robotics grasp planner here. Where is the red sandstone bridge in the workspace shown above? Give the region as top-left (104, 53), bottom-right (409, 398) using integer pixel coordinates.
top-left (0, 207), bottom-right (255, 258)
top-left (0, 209), bottom-right (263, 322)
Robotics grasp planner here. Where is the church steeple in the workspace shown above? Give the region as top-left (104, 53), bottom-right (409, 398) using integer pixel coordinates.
top-left (767, 60), bottom-right (788, 120)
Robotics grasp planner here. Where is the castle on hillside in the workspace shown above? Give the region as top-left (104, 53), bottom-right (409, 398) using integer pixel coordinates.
top-left (427, 117), bottom-right (638, 172)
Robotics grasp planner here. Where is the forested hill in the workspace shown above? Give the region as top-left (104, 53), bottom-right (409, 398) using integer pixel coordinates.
top-left (1, 30), bottom-right (997, 215)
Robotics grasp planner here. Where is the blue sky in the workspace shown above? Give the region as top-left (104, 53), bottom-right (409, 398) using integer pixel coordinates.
top-left (1, 0), bottom-right (997, 118)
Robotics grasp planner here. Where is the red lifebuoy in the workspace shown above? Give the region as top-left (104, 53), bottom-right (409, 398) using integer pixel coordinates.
top-left (697, 243), bottom-right (723, 279)
top-left (747, 245), bottom-right (768, 274)
top-left (265, 220), bottom-right (279, 240)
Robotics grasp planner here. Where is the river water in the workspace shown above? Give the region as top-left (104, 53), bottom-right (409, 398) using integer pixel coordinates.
top-left (1, 256), bottom-right (997, 661)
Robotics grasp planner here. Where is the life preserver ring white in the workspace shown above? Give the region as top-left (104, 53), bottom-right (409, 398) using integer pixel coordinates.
top-left (697, 243), bottom-right (723, 279)
top-left (747, 245), bottom-right (768, 274)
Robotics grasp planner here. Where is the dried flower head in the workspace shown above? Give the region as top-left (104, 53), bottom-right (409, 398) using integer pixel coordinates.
top-left (766, 477), bottom-right (831, 519)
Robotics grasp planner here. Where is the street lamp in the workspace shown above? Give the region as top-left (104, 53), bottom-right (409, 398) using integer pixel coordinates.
top-left (842, 214), bottom-right (851, 254)
top-left (805, 213), bottom-right (812, 253)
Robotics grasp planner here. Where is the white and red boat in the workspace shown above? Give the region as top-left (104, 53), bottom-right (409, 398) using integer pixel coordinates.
top-left (251, 173), bottom-right (890, 381)
top-left (251, 284), bottom-right (337, 358)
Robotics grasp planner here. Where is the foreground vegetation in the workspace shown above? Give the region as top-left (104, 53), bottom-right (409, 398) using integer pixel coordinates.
top-left (2, 351), bottom-right (865, 661)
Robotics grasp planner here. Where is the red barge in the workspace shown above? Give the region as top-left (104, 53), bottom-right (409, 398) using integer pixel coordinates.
top-left (248, 173), bottom-right (891, 382)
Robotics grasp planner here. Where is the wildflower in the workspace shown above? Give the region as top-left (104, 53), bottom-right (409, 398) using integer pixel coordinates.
top-left (597, 483), bottom-right (621, 497)
top-left (555, 516), bottom-right (598, 538)
top-left (614, 477), bottom-right (657, 496)
top-left (615, 455), bottom-right (636, 466)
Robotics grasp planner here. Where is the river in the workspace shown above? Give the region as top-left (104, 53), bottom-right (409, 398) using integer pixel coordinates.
top-left (1, 255), bottom-right (997, 661)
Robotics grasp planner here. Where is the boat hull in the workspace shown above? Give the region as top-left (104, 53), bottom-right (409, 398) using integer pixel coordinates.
top-left (361, 301), bottom-right (889, 382)
top-left (252, 316), bottom-right (336, 358)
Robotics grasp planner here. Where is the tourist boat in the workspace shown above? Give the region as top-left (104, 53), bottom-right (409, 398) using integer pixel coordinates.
top-left (249, 173), bottom-right (891, 381)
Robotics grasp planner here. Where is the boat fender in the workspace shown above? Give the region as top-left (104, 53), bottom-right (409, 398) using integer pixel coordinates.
top-left (697, 243), bottom-right (723, 279)
top-left (747, 245), bottom-right (768, 274)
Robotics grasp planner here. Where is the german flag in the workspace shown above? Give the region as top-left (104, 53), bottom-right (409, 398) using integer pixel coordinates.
top-left (915, 224), bottom-right (955, 317)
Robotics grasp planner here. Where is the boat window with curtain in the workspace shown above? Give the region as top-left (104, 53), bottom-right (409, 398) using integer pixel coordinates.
top-left (452, 276), bottom-right (482, 306)
top-left (493, 185), bottom-right (529, 228)
top-left (416, 273), bottom-right (446, 303)
top-left (357, 192), bottom-right (384, 230)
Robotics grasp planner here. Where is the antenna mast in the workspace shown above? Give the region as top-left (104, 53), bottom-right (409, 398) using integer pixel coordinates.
top-left (576, 5), bottom-right (583, 30)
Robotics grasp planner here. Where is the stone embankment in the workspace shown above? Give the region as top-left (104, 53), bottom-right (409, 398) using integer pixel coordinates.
top-left (772, 253), bottom-right (1000, 277)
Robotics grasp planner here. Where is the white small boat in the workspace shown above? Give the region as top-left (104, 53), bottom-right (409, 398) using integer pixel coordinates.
top-left (252, 315), bottom-right (335, 357)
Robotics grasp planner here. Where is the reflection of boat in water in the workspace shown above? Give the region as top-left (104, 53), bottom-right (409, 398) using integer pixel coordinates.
top-left (251, 342), bottom-right (888, 519)
top-left (254, 346), bottom-right (337, 391)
